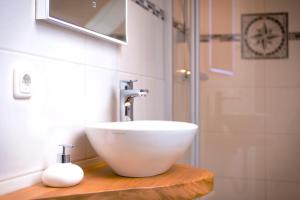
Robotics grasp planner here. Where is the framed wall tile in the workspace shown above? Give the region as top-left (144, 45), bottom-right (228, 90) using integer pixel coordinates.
top-left (242, 13), bottom-right (288, 59)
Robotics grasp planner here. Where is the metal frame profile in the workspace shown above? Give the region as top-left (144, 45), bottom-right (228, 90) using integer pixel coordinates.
top-left (35, 0), bottom-right (128, 45)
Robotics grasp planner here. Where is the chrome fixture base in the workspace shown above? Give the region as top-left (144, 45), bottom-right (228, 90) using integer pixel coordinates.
top-left (120, 80), bottom-right (148, 121)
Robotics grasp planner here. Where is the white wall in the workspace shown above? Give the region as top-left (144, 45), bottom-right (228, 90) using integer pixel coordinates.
top-left (0, 0), bottom-right (170, 194)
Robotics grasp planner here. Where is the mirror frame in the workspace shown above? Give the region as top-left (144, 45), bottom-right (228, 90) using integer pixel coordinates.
top-left (35, 0), bottom-right (128, 45)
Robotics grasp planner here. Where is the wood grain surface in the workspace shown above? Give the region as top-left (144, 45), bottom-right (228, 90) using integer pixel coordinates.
top-left (0, 163), bottom-right (214, 200)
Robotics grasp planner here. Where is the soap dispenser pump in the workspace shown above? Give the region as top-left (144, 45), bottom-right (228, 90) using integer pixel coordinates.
top-left (42, 144), bottom-right (84, 187)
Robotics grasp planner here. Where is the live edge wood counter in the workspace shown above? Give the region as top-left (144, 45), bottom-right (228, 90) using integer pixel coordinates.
top-left (0, 163), bottom-right (214, 200)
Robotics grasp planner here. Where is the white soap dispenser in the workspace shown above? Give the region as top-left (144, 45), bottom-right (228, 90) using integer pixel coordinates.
top-left (42, 144), bottom-right (84, 187)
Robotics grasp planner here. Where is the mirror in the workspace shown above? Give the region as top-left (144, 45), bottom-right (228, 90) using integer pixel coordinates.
top-left (36, 0), bottom-right (127, 45)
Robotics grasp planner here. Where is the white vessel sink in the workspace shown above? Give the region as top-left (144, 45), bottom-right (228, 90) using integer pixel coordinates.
top-left (85, 120), bottom-right (198, 177)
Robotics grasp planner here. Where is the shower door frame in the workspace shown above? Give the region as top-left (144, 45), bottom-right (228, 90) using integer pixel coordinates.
top-left (170, 0), bottom-right (201, 166)
top-left (190, 0), bottom-right (201, 167)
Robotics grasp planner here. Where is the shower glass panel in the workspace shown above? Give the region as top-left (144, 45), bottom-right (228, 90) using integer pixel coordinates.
top-left (172, 0), bottom-right (193, 164)
top-left (198, 0), bottom-right (300, 199)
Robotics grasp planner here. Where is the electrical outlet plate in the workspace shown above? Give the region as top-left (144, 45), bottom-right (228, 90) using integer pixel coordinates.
top-left (13, 68), bottom-right (33, 99)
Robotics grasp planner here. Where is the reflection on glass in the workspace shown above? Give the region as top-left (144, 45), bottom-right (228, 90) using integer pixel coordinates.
top-left (49, 0), bottom-right (126, 42)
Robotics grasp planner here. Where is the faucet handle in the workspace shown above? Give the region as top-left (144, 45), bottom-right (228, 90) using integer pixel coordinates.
top-left (120, 80), bottom-right (138, 89)
top-left (120, 80), bottom-right (137, 84)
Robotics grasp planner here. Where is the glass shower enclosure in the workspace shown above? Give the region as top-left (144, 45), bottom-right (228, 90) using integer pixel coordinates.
top-left (173, 0), bottom-right (300, 199)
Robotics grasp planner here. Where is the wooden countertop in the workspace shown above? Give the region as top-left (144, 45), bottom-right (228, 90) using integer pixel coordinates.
top-left (0, 163), bottom-right (214, 200)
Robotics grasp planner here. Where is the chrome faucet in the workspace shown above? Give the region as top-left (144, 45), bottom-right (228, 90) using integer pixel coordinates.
top-left (120, 80), bottom-right (149, 121)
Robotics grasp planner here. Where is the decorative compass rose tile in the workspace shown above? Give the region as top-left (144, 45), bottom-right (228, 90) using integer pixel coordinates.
top-left (242, 13), bottom-right (288, 59)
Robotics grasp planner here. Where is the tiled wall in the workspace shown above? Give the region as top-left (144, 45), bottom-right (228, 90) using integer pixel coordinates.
top-left (199, 0), bottom-right (300, 200)
top-left (0, 0), bottom-right (169, 194)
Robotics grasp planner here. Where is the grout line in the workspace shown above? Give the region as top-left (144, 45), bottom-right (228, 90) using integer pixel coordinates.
top-left (83, 61), bottom-right (88, 159)
top-left (116, 69), bottom-right (165, 81)
top-left (215, 176), bottom-right (300, 184)
top-left (201, 85), bottom-right (300, 89)
top-left (0, 47), bottom-right (89, 68)
top-left (215, 176), bottom-right (266, 182)
top-left (263, 59), bottom-right (267, 200)
top-left (0, 47), bottom-right (165, 81)
top-left (265, 132), bottom-right (300, 136)
top-left (200, 86), bottom-right (266, 88)
top-left (200, 130), bottom-right (265, 134)
top-left (200, 130), bottom-right (300, 136)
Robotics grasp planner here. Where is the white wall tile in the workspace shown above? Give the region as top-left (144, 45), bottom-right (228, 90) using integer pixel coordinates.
top-left (173, 81), bottom-right (191, 122)
top-left (0, 51), bottom-right (46, 181)
top-left (209, 0), bottom-right (234, 34)
top-left (266, 88), bottom-right (300, 134)
top-left (119, 1), bottom-right (148, 76)
top-left (0, 51), bottom-right (86, 180)
top-left (84, 66), bottom-right (119, 158)
top-left (266, 134), bottom-right (300, 182)
top-left (198, 1), bottom-right (300, 200)
top-left (265, 0), bottom-right (300, 31)
top-left (40, 60), bottom-right (86, 163)
top-left (232, 0), bottom-right (265, 33)
top-left (83, 37), bottom-right (120, 70)
top-left (266, 43), bottom-right (300, 88)
top-left (143, 19), bottom-right (165, 79)
top-left (85, 67), bottom-right (118, 123)
top-left (203, 177), bottom-right (265, 200)
top-left (119, 1), bottom-right (165, 79)
top-left (200, 87), bottom-right (265, 133)
top-left (200, 132), bottom-right (265, 179)
top-left (0, 0), bottom-right (86, 64)
top-left (200, 43), bottom-right (266, 88)
top-left (0, 0), bottom-right (168, 194)
top-left (266, 181), bottom-right (300, 200)
top-left (144, 78), bottom-right (165, 120)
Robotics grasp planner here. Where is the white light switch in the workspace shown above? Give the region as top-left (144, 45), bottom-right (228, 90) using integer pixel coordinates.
top-left (13, 68), bottom-right (33, 99)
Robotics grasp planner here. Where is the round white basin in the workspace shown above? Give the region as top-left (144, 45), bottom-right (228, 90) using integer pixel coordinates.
top-left (85, 120), bottom-right (198, 177)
